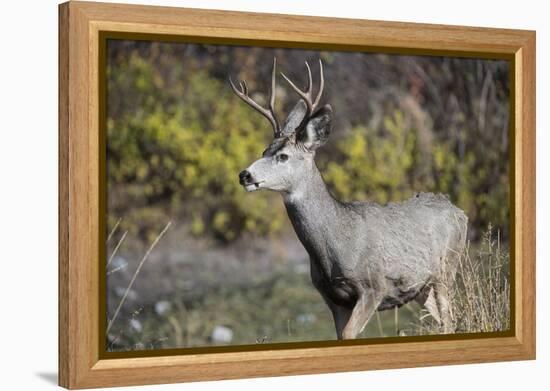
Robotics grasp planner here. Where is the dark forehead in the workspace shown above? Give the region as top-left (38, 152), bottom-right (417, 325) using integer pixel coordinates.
top-left (262, 137), bottom-right (292, 157)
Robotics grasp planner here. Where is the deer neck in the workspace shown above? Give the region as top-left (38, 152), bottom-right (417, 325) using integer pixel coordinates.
top-left (282, 161), bottom-right (343, 261)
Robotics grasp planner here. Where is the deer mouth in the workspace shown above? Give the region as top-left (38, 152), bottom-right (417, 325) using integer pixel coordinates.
top-left (244, 181), bottom-right (264, 192)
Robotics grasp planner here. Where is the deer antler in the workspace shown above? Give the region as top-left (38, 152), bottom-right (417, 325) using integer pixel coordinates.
top-left (229, 58), bottom-right (281, 137)
top-left (280, 59), bottom-right (324, 133)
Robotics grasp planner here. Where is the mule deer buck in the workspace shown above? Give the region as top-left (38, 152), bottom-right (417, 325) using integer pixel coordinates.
top-left (231, 59), bottom-right (468, 339)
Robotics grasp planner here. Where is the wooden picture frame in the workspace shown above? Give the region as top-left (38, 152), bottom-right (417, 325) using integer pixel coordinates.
top-left (58, 1), bottom-right (536, 388)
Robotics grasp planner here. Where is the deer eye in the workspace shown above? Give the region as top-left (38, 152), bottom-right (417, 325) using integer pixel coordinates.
top-left (277, 153), bottom-right (289, 163)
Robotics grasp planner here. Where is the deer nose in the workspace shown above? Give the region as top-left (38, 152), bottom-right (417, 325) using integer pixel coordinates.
top-left (239, 170), bottom-right (252, 185)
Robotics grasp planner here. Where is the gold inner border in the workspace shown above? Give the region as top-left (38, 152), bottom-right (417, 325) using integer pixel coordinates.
top-left (97, 30), bottom-right (516, 360)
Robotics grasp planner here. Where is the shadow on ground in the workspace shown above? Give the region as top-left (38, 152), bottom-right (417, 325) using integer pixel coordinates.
top-left (36, 372), bottom-right (57, 385)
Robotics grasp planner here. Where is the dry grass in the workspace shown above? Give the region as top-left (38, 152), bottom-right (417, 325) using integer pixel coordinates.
top-left (106, 221), bottom-right (172, 335)
top-left (416, 226), bottom-right (510, 335)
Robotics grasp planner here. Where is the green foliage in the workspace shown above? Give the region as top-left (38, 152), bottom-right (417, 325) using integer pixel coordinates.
top-left (107, 43), bottom-right (509, 243)
top-left (322, 111), bottom-right (416, 204)
top-left (107, 49), bottom-right (284, 242)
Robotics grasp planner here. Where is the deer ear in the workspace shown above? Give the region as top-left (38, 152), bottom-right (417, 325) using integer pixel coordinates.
top-left (280, 100), bottom-right (307, 137)
top-left (300, 105), bottom-right (332, 150)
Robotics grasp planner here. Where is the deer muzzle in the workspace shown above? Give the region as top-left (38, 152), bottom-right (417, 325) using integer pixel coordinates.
top-left (239, 170), bottom-right (263, 192)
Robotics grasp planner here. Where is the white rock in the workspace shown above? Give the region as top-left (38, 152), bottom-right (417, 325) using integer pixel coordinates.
top-left (129, 318), bottom-right (142, 332)
top-left (114, 287), bottom-right (138, 300)
top-left (154, 301), bottom-right (172, 316)
top-left (211, 325), bottom-right (233, 343)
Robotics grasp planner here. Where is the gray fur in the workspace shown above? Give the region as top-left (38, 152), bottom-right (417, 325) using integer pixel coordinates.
top-left (281, 100), bottom-right (307, 137)
top-left (235, 63), bottom-right (468, 339)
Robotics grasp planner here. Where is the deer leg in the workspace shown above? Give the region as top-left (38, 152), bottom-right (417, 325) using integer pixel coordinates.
top-left (316, 290), bottom-right (352, 340)
top-left (433, 282), bottom-right (453, 333)
top-left (330, 304), bottom-right (353, 340)
top-left (341, 290), bottom-right (381, 340)
top-left (310, 260), bottom-right (354, 339)
top-left (416, 286), bottom-right (442, 324)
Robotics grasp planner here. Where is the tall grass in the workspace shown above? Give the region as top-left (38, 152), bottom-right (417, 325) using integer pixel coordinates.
top-left (106, 221), bottom-right (172, 335)
top-left (416, 226), bottom-right (510, 334)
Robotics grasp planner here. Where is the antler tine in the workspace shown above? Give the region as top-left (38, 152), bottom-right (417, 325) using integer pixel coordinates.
top-left (269, 58), bottom-right (277, 116)
top-left (280, 59), bottom-right (325, 133)
top-left (229, 59), bottom-right (281, 136)
top-left (313, 59), bottom-right (324, 109)
top-left (305, 61), bottom-right (313, 97)
top-left (280, 70), bottom-right (313, 115)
